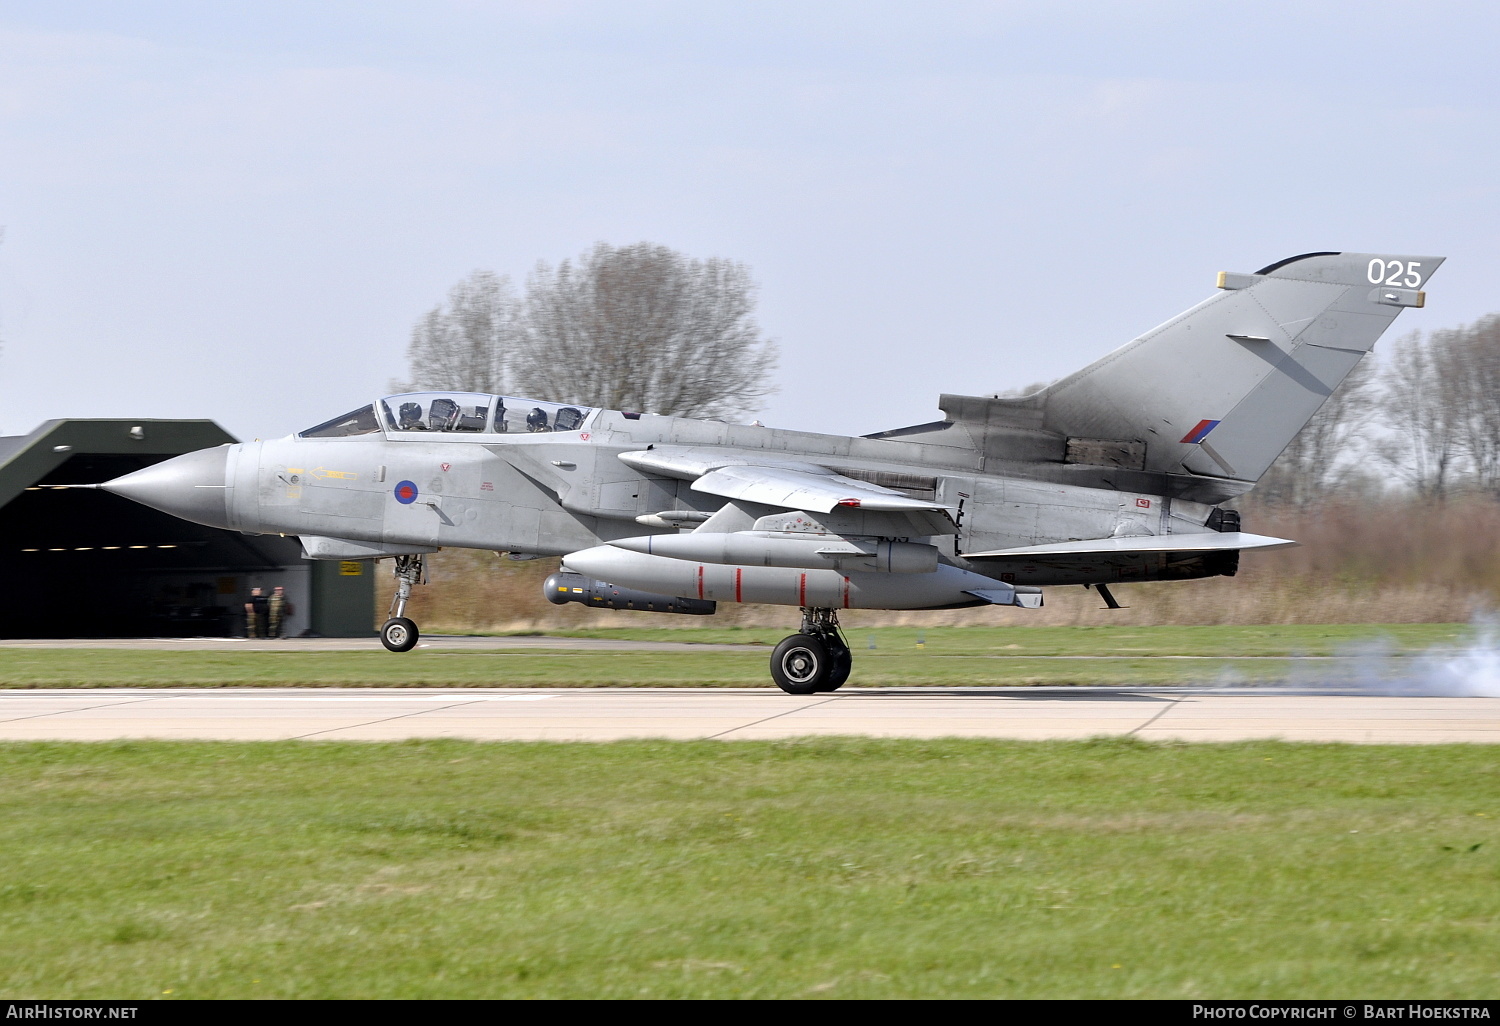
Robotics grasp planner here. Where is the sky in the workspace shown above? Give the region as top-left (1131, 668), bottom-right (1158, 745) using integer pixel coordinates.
top-left (1, 1), bottom-right (1498, 440)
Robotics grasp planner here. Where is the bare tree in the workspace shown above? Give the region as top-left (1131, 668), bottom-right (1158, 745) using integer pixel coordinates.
top-left (1376, 329), bottom-right (1464, 499)
top-left (510, 242), bottom-right (776, 419)
top-left (1252, 316), bottom-right (1500, 503)
top-left (1431, 314), bottom-right (1500, 495)
top-left (403, 270), bottom-right (518, 394)
top-left (1256, 354), bottom-right (1380, 508)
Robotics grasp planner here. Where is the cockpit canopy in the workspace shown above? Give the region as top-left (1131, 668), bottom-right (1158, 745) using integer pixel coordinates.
top-left (299, 392), bottom-right (596, 438)
top-left (385, 392), bottom-right (493, 433)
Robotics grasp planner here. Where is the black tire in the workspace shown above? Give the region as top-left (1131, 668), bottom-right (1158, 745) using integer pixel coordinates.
top-left (770, 634), bottom-right (830, 695)
top-left (820, 639), bottom-right (852, 692)
top-left (380, 617), bottom-right (420, 653)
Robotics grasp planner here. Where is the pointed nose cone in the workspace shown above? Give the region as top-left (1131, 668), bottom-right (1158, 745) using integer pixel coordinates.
top-left (103, 445), bottom-right (232, 529)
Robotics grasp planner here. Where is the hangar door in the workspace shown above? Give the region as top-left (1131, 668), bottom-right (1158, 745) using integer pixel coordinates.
top-left (0, 420), bottom-right (373, 638)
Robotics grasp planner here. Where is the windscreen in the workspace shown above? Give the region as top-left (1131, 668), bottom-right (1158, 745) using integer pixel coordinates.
top-left (299, 405), bottom-right (382, 438)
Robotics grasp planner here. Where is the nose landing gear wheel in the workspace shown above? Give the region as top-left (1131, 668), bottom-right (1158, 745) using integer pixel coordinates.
top-left (382, 554), bottom-right (427, 653)
top-left (381, 617), bottom-right (420, 652)
top-left (771, 634), bottom-right (830, 695)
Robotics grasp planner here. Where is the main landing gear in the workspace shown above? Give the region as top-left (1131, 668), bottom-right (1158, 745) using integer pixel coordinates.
top-left (380, 554), bottom-right (427, 652)
top-left (770, 608), bottom-right (852, 695)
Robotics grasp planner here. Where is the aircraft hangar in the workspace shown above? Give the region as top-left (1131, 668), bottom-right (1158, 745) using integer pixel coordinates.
top-left (0, 418), bottom-right (374, 638)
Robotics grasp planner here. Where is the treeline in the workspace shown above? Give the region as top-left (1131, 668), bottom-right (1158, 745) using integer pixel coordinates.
top-left (1255, 314), bottom-right (1500, 506)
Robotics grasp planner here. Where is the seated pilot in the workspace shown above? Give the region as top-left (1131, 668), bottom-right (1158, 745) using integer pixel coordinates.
top-left (397, 402), bottom-right (426, 430)
top-left (493, 401), bottom-right (507, 432)
top-left (457, 405), bottom-right (487, 432)
top-left (526, 408), bottom-right (550, 432)
top-left (554, 407), bottom-right (584, 432)
top-left (428, 397), bottom-right (461, 431)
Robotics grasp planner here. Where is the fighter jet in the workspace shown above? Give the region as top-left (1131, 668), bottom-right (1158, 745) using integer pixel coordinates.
top-left (103, 251), bottom-right (1440, 692)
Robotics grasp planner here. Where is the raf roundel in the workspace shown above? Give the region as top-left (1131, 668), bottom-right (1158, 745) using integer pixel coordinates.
top-left (394, 480), bottom-right (419, 505)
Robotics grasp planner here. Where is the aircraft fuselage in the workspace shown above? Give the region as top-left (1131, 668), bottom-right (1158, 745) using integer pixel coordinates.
top-left (156, 404), bottom-right (1234, 603)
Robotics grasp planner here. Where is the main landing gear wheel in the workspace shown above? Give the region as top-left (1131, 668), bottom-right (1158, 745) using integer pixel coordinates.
top-left (821, 638), bottom-right (852, 693)
top-left (771, 608), bottom-right (854, 694)
top-left (381, 617), bottom-right (419, 652)
top-left (771, 634), bottom-right (830, 695)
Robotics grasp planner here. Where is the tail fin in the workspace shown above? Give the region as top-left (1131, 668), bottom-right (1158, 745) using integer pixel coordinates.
top-left (1041, 251), bottom-right (1442, 482)
top-left (938, 252), bottom-right (1442, 488)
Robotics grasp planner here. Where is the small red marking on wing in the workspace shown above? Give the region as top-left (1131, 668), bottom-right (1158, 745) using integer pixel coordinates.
top-left (1136, 497), bottom-right (1151, 508)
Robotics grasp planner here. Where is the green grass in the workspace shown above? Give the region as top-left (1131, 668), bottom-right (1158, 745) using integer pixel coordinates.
top-left (0, 624), bottom-right (1474, 688)
top-left (538, 623), bottom-right (1475, 656)
top-left (0, 738), bottom-right (1496, 998)
top-left (0, 649), bottom-right (1349, 688)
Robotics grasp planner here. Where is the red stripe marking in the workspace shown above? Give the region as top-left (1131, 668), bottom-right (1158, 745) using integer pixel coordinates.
top-left (735, 567), bottom-right (742, 603)
top-left (697, 564), bottom-right (704, 600)
top-left (843, 576), bottom-right (850, 609)
top-left (799, 573), bottom-right (806, 606)
top-left (1180, 419), bottom-right (1217, 444)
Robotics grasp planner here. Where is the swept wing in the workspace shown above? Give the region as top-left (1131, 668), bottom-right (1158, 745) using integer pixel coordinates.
top-left (618, 447), bottom-right (958, 536)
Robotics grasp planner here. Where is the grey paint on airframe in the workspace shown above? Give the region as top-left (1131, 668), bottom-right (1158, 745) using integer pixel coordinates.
top-left (101, 251), bottom-right (1441, 612)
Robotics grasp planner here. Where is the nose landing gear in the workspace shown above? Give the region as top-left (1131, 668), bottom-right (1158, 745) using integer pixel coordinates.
top-left (380, 554), bottom-right (427, 652)
top-left (770, 608), bottom-right (852, 694)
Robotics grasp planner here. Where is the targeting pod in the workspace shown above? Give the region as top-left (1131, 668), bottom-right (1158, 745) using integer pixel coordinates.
top-left (543, 572), bottom-right (716, 615)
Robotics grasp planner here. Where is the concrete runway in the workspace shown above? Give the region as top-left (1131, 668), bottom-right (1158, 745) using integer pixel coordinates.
top-left (0, 687), bottom-right (1496, 743)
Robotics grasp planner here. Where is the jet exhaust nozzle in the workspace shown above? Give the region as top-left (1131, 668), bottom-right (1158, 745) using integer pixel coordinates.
top-left (543, 572), bottom-right (716, 615)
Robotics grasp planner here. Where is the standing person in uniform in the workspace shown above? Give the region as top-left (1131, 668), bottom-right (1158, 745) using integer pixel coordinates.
top-left (269, 585), bottom-right (293, 638)
top-left (245, 587), bottom-right (269, 638)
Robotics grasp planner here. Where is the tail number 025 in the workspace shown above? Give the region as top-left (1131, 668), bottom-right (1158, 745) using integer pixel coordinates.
top-left (1367, 259), bottom-right (1422, 287)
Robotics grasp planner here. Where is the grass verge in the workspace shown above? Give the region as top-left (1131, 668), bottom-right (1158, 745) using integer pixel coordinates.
top-left (533, 623), bottom-right (1475, 656)
top-left (0, 624), bottom-right (1475, 688)
top-left (0, 738), bottom-right (1496, 999)
top-left (0, 649), bottom-right (1307, 687)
